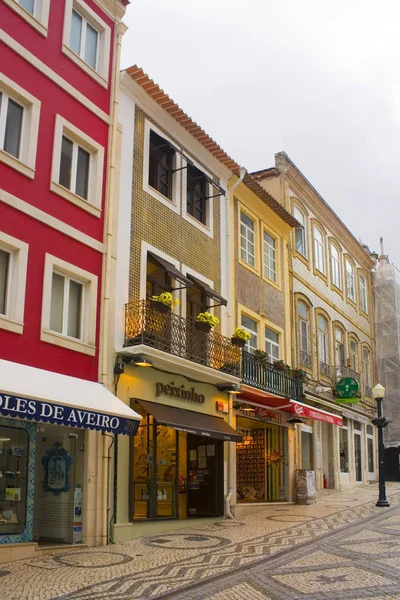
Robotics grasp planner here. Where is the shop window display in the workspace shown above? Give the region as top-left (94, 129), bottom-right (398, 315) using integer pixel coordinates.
top-left (236, 418), bottom-right (288, 503)
top-left (0, 426), bottom-right (28, 535)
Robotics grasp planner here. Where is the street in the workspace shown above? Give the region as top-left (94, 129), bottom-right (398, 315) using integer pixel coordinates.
top-left (2, 484), bottom-right (400, 600)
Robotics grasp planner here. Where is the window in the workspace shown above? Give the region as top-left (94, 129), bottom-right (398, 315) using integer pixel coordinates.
top-left (359, 274), bottom-right (368, 313)
top-left (330, 244), bottom-right (341, 288)
top-left (0, 425), bottom-right (29, 536)
top-left (363, 347), bottom-right (371, 392)
top-left (51, 115), bottom-right (104, 216)
top-left (0, 73), bottom-right (40, 178)
top-left (241, 314), bottom-right (258, 353)
top-left (339, 418), bottom-right (349, 473)
top-left (41, 254), bottom-right (97, 355)
top-left (240, 212), bottom-right (255, 267)
top-left (313, 227), bottom-right (325, 273)
top-left (3, 0), bottom-right (50, 35)
top-left (59, 135), bottom-right (90, 200)
top-left (149, 130), bottom-right (175, 201)
top-left (293, 206), bottom-right (307, 257)
top-left (317, 315), bottom-right (329, 375)
top-left (298, 301), bottom-right (311, 368)
top-left (265, 327), bottom-right (279, 362)
top-left (50, 272), bottom-right (84, 340)
top-left (70, 10), bottom-right (99, 71)
top-left (350, 338), bottom-right (358, 372)
top-left (335, 327), bottom-right (344, 366)
top-left (62, 0), bottom-right (111, 86)
top-left (263, 231), bottom-right (277, 282)
top-left (0, 232), bottom-right (28, 335)
top-left (346, 260), bottom-right (355, 302)
top-left (187, 164), bottom-right (208, 225)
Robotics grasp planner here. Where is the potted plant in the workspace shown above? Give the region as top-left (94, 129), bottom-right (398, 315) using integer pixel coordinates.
top-left (231, 327), bottom-right (251, 347)
top-left (253, 349), bottom-right (269, 367)
top-left (273, 360), bottom-right (292, 375)
top-left (292, 368), bottom-right (308, 383)
top-left (150, 292), bottom-right (179, 314)
top-left (195, 312), bottom-right (219, 333)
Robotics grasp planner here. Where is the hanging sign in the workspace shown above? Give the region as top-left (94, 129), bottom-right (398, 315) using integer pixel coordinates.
top-left (255, 407), bottom-right (281, 423)
top-left (335, 378), bottom-right (360, 403)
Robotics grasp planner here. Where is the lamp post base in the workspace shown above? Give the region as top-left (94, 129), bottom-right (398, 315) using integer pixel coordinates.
top-left (376, 499), bottom-right (390, 507)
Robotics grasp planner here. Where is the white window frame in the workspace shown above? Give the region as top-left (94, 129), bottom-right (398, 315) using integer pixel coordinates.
top-left (3, 0), bottom-right (50, 37)
top-left (334, 327), bottom-right (344, 367)
top-left (346, 260), bottom-right (355, 302)
top-left (263, 229), bottom-right (277, 283)
top-left (363, 347), bottom-right (371, 388)
top-left (51, 115), bottom-right (104, 217)
top-left (313, 226), bottom-right (325, 274)
top-left (293, 205), bottom-right (307, 257)
top-left (265, 327), bottom-right (280, 362)
top-left (62, 0), bottom-right (111, 88)
top-left (359, 274), bottom-right (368, 313)
top-left (143, 120), bottom-right (181, 214)
top-left (317, 315), bottom-right (328, 365)
top-left (0, 73), bottom-right (40, 179)
top-left (0, 232), bottom-right (28, 335)
top-left (240, 211), bottom-right (256, 268)
top-left (298, 302), bottom-right (310, 355)
top-left (350, 338), bottom-right (358, 372)
top-left (41, 254), bottom-right (97, 355)
top-left (182, 156), bottom-right (214, 238)
top-left (330, 244), bottom-right (341, 289)
top-left (241, 313), bottom-right (258, 353)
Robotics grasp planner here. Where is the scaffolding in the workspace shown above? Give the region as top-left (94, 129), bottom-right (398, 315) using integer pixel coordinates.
top-left (375, 255), bottom-right (400, 449)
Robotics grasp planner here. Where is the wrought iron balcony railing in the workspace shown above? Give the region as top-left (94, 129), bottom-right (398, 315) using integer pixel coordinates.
top-left (124, 300), bottom-right (240, 377)
top-left (241, 351), bottom-right (304, 401)
top-left (334, 365), bottom-right (361, 383)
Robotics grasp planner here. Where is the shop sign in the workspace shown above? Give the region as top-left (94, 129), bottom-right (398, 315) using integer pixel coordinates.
top-left (42, 442), bottom-right (73, 496)
top-left (291, 401), bottom-right (343, 427)
top-left (0, 393), bottom-right (139, 435)
top-left (255, 407), bottom-right (281, 424)
top-left (155, 382), bottom-right (205, 404)
top-left (335, 377), bottom-right (360, 403)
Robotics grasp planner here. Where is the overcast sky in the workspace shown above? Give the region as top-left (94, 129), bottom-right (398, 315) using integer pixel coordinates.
top-left (121, 0), bottom-right (400, 264)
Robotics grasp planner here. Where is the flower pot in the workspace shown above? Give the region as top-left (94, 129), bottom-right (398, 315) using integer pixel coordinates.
top-left (195, 321), bottom-right (212, 333)
top-left (150, 300), bottom-right (170, 314)
top-left (231, 337), bottom-right (246, 348)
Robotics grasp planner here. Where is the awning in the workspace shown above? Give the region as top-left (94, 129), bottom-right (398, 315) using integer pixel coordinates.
top-left (148, 252), bottom-right (192, 288)
top-left (342, 409), bottom-right (370, 424)
top-left (290, 400), bottom-right (343, 427)
top-left (137, 399), bottom-right (242, 442)
top-left (187, 275), bottom-right (227, 307)
top-left (0, 359), bottom-right (141, 436)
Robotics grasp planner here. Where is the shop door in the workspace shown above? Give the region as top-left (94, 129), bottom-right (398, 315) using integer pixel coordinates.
top-left (187, 435), bottom-right (223, 517)
top-left (354, 430), bottom-right (363, 483)
top-left (366, 425), bottom-right (375, 480)
top-left (34, 427), bottom-right (83, 543)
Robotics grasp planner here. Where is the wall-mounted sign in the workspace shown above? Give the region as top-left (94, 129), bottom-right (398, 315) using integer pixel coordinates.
top-left (155, 382), bottom-right (205, 404)
top-left (335, 378), bottom-right (360, 404)
top-left (42, 442), bottom-right (73, 496)
top-left (256, 407), bottom-right (281, 424)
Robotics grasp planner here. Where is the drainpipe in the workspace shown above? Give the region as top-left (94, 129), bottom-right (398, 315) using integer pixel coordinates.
top-left (100, 21), bottom-right (127, 547)
top-left (225, 392), bottom-right (236, 519)
top-left (223, 168), bottom-right (245, 520)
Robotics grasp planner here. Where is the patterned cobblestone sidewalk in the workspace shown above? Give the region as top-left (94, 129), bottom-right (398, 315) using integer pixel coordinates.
top-left (1, 484), bottom-right (400, 600)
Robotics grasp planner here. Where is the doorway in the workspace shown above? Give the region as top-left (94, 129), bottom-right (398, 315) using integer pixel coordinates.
top-left (33, 426), bottom-right (84, 544)
top-left (187, 435), bottom-right (223, 517)
top-left (354, 425), bottom-right (363, 483)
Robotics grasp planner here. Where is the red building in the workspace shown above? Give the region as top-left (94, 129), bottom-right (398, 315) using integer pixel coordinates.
top-left (0, 0), bottom-right (139, 562)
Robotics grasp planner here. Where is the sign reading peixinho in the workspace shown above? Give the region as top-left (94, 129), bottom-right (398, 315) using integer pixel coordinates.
top-left (335, 377), bottom-right (360, 404)
top-left (155, 382), bottom-right (205, 404)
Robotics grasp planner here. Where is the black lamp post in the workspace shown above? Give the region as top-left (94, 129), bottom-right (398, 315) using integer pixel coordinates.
top-left (372, 383), bottom-right (390, 507)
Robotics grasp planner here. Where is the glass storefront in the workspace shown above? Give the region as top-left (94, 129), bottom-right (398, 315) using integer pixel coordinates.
top-left (236, 416), bottom-right (288, 503)
top-left (0, 426), bottom-right (29, 535)
top-left (130, 402), bottom-right (224, 520)
top-left (339, 418), bottom-right (349, 473)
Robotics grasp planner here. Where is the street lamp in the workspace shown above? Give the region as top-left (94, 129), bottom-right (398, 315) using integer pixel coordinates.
top-left (372, 383), bottom-right (390, 507)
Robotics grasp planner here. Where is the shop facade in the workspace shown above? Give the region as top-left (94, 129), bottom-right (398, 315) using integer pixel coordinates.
top-left (114, 365), bottom-right (240, 542)
top-left (0, 360), bottom-right (140, 562)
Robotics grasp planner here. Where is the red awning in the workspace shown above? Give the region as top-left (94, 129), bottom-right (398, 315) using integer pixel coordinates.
top-left (290, 400), bottom-right (343, 427)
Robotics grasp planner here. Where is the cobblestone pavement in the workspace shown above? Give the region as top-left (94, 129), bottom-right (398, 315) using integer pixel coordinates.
top-left (2, 484), bottom-right (400, 600)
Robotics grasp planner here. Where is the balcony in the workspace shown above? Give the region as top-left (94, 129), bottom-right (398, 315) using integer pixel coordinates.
top-left (123, 300), bottom-right (240, 384)
top-left (241, 351), bottom-right (304, 401)
top-left (299, 351), bottom-right (312, 370)
top-left (334, 365), bottom-right (361, 383)
top-left (319, 361), bottom-right (331, 378)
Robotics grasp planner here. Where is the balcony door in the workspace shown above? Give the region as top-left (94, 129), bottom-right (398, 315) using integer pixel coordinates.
top-left (186, 278), bottom-right (209, 365)
top-left (146, 255), bottom-right (171, 298)
top-left (146, 256), bottom-right (172, 353)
